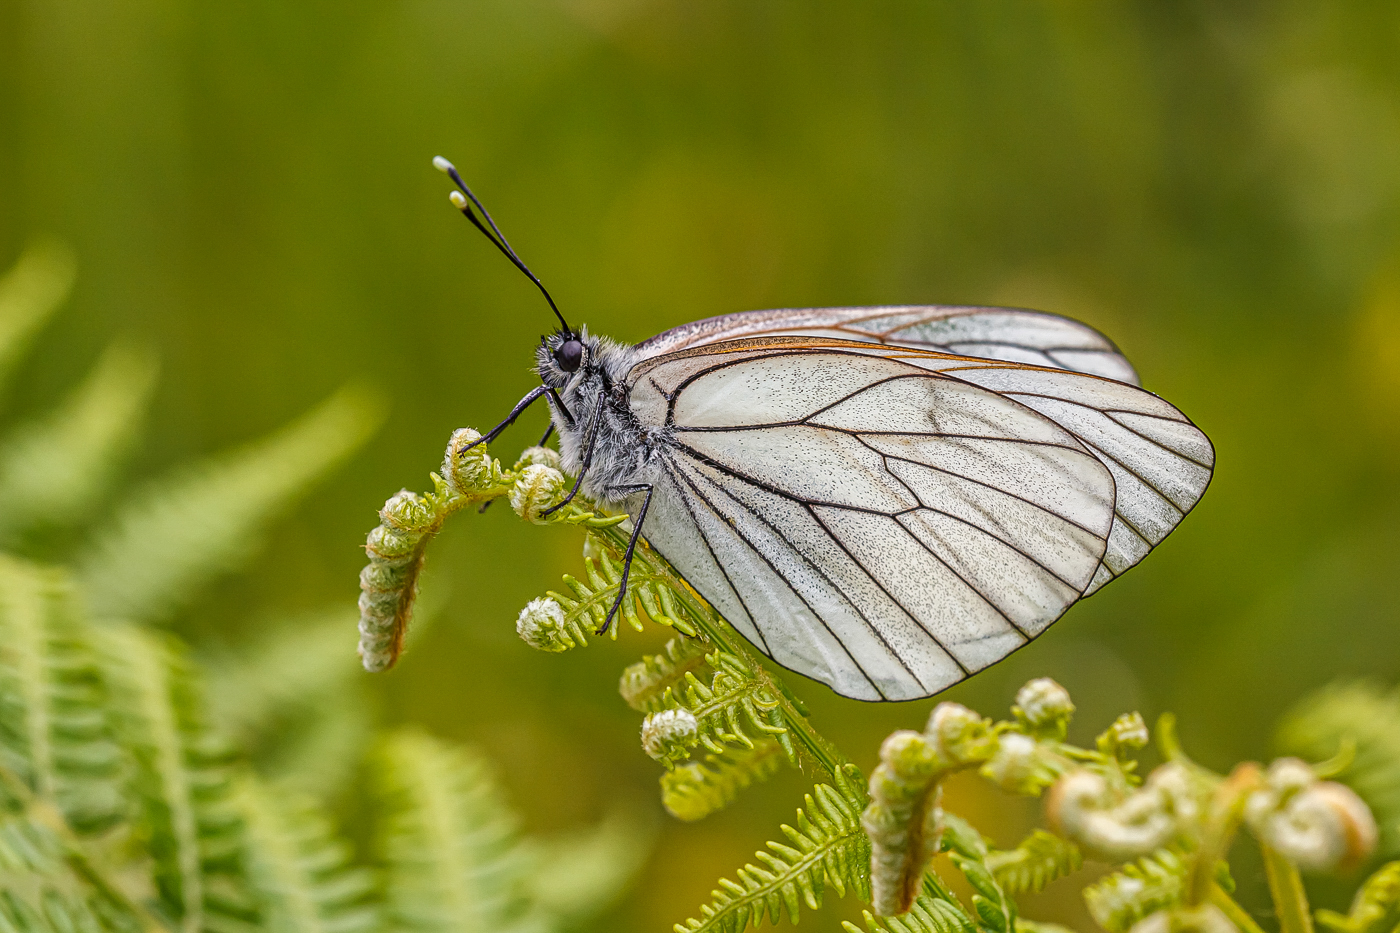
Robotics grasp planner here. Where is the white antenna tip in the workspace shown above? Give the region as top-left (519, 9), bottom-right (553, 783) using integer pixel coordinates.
top-left (448, 190), bottom-right (468, 209)
top-left (432, 156), bottom-right (454, 174)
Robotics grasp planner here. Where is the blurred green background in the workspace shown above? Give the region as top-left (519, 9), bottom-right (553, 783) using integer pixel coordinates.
top-left (5, 3), bottom-right (1400, 930)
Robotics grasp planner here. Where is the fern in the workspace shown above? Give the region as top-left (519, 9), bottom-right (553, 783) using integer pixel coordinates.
top-left (942, 814), bottom-right (1017, 933)
top-left (844, 875), bottom-right (975, 933)
top-left (0, 243), bottom-right (74, 391)
top-left (985, 832), bottom-right (1082, 896)
top-left (376, 729), bottom-right (547, 933)
top-left (0, 343), bottom-right (158, 546)
top-left (661, 742), bottom-right (788, 822)
top-left (78, 386), bottom-right (383, 623)
top-left (1316, 861), bottom-right (1400, 933)
top-left (673, 771), bottom-right (870, 933)
top-left (1083, 847), bottom-right (1189, 933)
top-left (235, 775), bottom-right (377, 933)
top-left (206, 611), bottom-right (374, 799)
top-left (646, 650), bottom-right (790, 766)
top-left (619, 637), bottom-right (711, 713)
top-left (0, 556), bottom-right (125, 835)
top-left (95, 623), bottom-right (251, 933)
top-left (547, 550), bottom-right (699, 640)
top-left (1276, 680), bottom-right (1400, 856)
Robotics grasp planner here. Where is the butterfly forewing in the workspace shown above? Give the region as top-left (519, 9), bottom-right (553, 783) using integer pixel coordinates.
top-left (625, 339), bottom-right (1176, 700)
top-left (635, 305), bottom-right (1141, 385)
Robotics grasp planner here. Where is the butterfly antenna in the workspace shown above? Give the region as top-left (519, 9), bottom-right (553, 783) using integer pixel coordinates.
top-left (432, 156), bottom-right (573, 336)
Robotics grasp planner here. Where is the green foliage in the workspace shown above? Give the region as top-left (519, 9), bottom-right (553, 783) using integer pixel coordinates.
top-left (374, 729), bottom-right (547, 933)
top-left (0, 342), bottom-right (158, 546)
top-left (843, 876), bottom-right (974, 933)
top-left (941, 814), bottom-right (1017, 933)
top-left (1276, 681), bottom-right (1400, 856)
top-left (985, 832), bottom-right (1082, 897)
top-left (78, 386), bottom-right (384, 623)
top-left (673, 770), bottom-right (871, 933)
top-left (235, 776), bottom-right (377, 933)
top-left (524, 809), bottom-right (657, 922)
top-left (645, 650), bottom-right (790, 766)
top-left (619, 637), bottom-right (711, 714)
top-left (1316, 861), bottom-right (1400, 933)
top-left (547, 550), bottom-right (700, 642)
top-left (1083, 848), bottom-right (1190, 933)
top-left (661, 742), bottom-right (787, 823)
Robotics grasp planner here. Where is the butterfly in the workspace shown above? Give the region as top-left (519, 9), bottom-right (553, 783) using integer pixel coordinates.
top-left (435, 158), bottom-right (1213, 702)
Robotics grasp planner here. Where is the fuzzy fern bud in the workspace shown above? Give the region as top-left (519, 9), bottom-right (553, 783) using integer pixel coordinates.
top-left (510, 464), bottom-right (567, 523)
top-left (516, 597), bottom-right (578, 652)
top-left (514, 445), bottom-right (562, 471)
top-left (1245, 758), bottom-right (1378, 872)
top-left (927, 702), bottom-right (995, 763)
top-left (442, 428), bottom-right (494, 494)
top-left (641, 708), bottom-right (699, 764)
top-left (1098, 712), bottom-right (1150, 757)
top-left (380, 489), bottom-right (437, 535)
top-left (1014, 678), bottom-right (1075, 739)
top-left (982, 732), bottom-right (1056, 795)
top-left (1046, 769), bottom-right (1177, 861)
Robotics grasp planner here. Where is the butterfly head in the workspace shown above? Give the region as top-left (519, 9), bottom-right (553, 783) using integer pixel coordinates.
top-left (537, 329), bottom-right (594, 388)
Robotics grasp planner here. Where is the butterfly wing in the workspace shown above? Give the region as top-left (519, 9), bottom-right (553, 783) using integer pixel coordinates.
top-left (625, 337), bottom-right (1211, 700)
top-left (635, 305), bottom-right (1140, 385)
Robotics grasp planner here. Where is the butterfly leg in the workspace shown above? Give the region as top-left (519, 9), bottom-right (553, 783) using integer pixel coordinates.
top-left (540, 385), bottom-right (605, 519)
top-left (460, 384), bottom-right (550, 453)
top-left (596, 483), bottom-right (654, 636)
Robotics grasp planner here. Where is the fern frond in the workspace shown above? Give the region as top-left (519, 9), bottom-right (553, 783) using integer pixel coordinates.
top-left (942, 814), bottom-right (1017, 933)
top-left (376, 729), bottom-right (546, 933)
top-left (1316, 860), bottom-right (1400, 933)
top-left (843, 875), bottom-right (975, 933)
top-left (79, 386), bottom-right (383, 623)
top-left (646, 651), bottom-right (788, 766)
top-left (235, 775), bottom-right (377, 933)
top-left (0, 242), bottom-right (74, 391)
top-left (673, 780), bottom-right (870, 933)
top-left (620, 637), bottom-right (711, 713)
top-left (662, 742), bottom-right (787, 822)
top-left (1082, 847), bottom-right (1188, 933)
top-left (546, 551), bottom-right (699, 642)
top-left (526, 809), bottom-right (655, 921)
top-left (985, 832), bottom-right (1082, 896)
top-left (0, 556), bottom-right (125, 835)
top-left (207, 611), bottom-right (373, 798)
top-left (0, 343), bottom-right (158, 546)
top-left (1276, 680), bottom-right (1400, 856)
top-left (95, 624), bottom-right (250, 933)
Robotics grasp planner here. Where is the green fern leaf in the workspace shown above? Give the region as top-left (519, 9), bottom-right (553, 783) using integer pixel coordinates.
top-left (235, 775), bottom-right (377, 933)
top-left (376, 729), bottom-right (549, 933)
top-left (941, 814), bottom-right (1016, 933)
top-left (662, 741), bottom-right (787, 822)
top-left (0, 242), bottom-right (74, 393)
top-left (0, 556), bottom-right (125, 835)
top-left (1316, 860), bottom-right (1400, 933)
top-left (0, 343), bottom-right (158, 546)
top-left (673, 779), bottom-right (870, 933)
top-left (646, 651), bottom-right (790, 767)
top-left (843, 874), bottom-right (975, 933)
top-left (985, 832), bottom-right (1082, 896)
top-left (78, 387), bottom-right (383, 623)
top-left (620, 637), bottom-right (711, 713)
top-left (95, 623), bottom-right (251, 933)
top-left (1276, 680), bottom-right (1400, 856)
top-left (547, 551), bottom-right (699, 641)
top-left (1083, 847), bottom-right (1188, 933)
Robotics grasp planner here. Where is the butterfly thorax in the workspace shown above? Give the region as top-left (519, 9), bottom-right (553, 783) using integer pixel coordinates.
top-left (537, 329), bottom-right (669, 507)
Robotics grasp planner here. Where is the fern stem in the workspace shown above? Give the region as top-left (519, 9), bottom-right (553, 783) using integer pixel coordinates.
top-left (1208, 884), bottom-right (1267, 933)
top-left (1262, 843), bottom-right (1315, 933)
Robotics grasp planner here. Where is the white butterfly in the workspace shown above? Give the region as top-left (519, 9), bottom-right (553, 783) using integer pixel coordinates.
top-left (437, 160), bottom-right (1213, 702)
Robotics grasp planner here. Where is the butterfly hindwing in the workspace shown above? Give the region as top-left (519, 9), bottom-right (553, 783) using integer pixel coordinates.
top-left (625, 340), bottom-right (1169, 700)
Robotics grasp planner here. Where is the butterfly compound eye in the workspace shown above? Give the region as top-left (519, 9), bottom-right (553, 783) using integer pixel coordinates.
top-left (554, 339), bottom-right (584, 373)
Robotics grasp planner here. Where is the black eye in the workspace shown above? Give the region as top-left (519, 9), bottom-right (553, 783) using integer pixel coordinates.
top-left (554, 339), bottom-right (584, 373)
